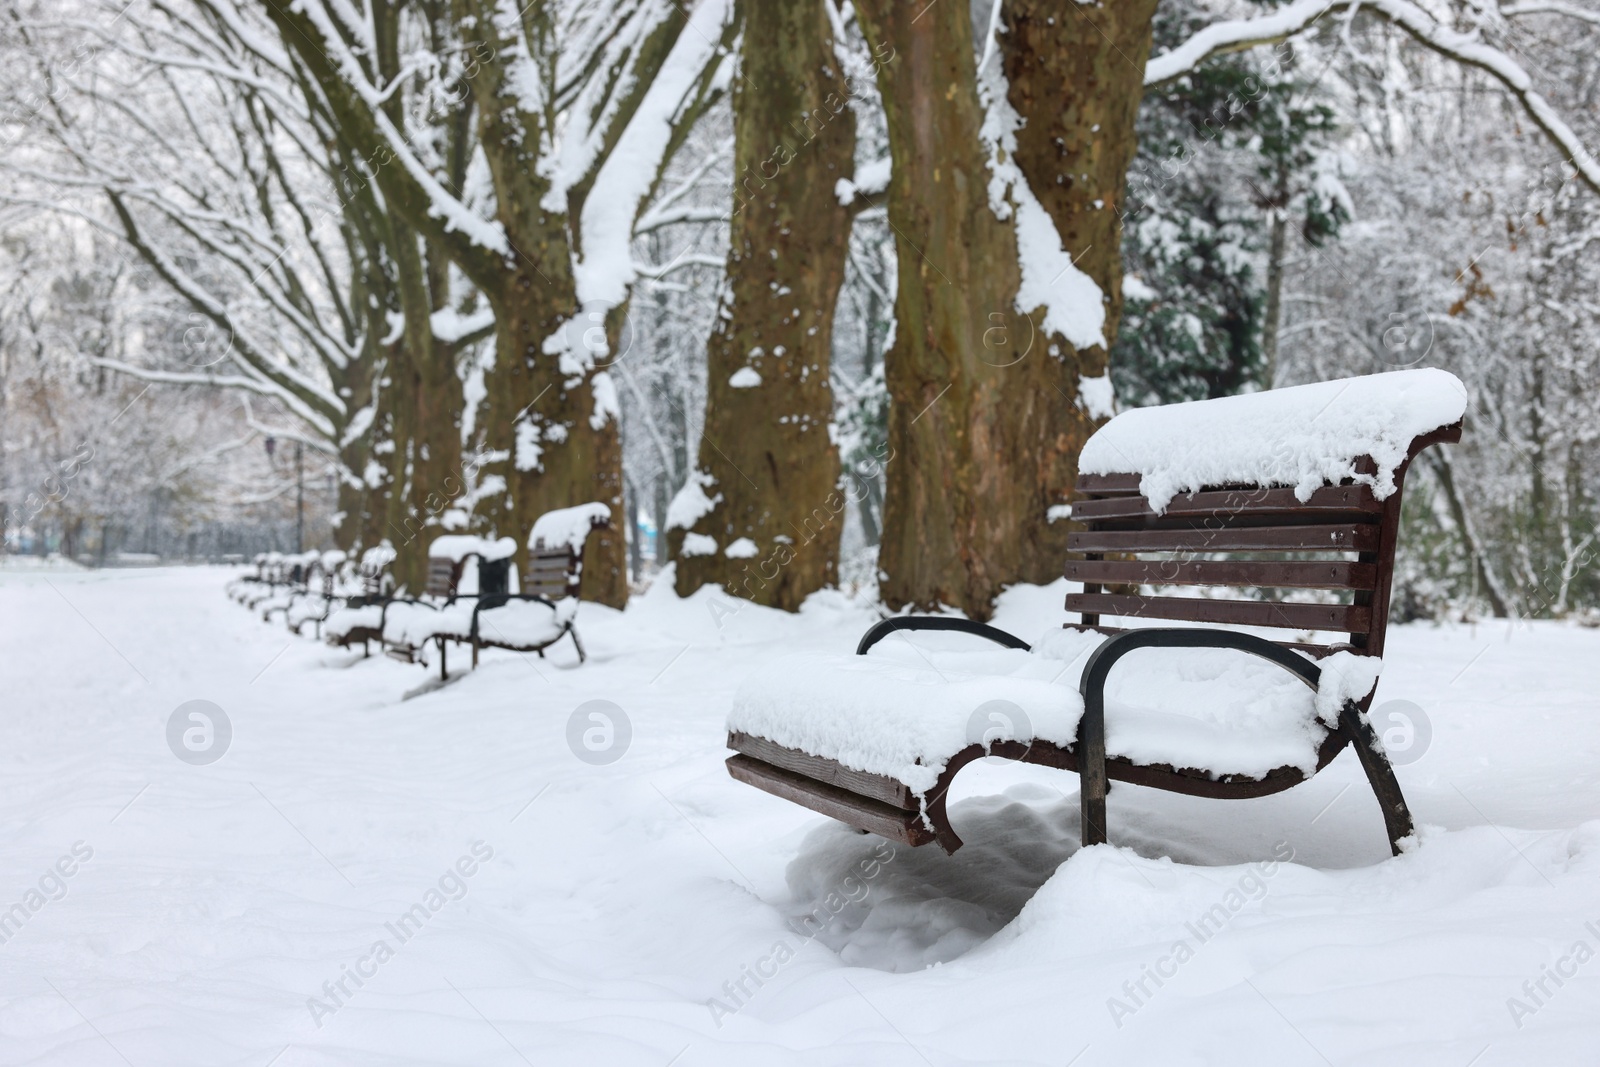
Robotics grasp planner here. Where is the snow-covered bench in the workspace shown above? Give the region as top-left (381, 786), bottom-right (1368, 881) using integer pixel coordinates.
top-left (225, 553), bottom-right (271, 602)
top-left (377, 536), bottom-right (517, 677)
top-left (258, 551), bottom-right (322, 622)
top-left (325, 543), bottom-right (397, 655)
top-left (286, 550), bottom-right (349, 637)
top-left (726, 369), bottom-right (1467, 858)
top-left (237, 552), bottom-right (286, 607)
top-left (468, 502), bottom-right (611, 666)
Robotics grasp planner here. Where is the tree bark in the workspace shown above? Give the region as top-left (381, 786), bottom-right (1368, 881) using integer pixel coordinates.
top-left (854, 0), bottom-right (1157, 619)
top-left (672, 0), bottom-right (856, 609)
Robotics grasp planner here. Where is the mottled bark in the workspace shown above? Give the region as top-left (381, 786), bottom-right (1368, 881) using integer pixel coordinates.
top-left (1001, 0), bottom-right (1160, 555)
top-left (853, 0), bottom-right (1156, 619)
top-left (1001, 0), bottom-right (1156, 347)
top-left (672, 0), bottom-right (855, 609)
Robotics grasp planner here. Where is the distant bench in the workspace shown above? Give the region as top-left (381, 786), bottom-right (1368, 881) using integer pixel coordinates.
top-left (334, 503), bottom-right (611, 678)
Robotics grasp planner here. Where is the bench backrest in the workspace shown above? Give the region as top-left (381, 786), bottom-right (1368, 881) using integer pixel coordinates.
top-left (526, 505), bottom-right (612, 601)
top-left (425, 555), bottom-right (464, 599)
top-left (1064, 423), bottom-right (1461, 660)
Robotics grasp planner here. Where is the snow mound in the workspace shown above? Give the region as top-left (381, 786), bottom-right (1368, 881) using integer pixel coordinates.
top-left (1078, 368), bottom-right (1467, 511)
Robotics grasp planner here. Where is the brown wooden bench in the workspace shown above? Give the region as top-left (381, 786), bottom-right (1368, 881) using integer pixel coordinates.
top-left (259, 552), bottom-right (322, 622)
top-left (325, 545), bottom-right (396, 654)
top-left (469, 503), bottom-right (611, 666)
top-left (726, 380), bottom-right (1464, 859)
top-left (377, 545), bottom-right (496, 677)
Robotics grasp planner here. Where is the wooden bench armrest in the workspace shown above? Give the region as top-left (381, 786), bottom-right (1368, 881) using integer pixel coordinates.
top-left (855, 616), bottom-right (1032, 656)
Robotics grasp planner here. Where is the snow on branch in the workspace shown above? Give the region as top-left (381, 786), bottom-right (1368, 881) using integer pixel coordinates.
top-left (631, 253), bottom-right (726, 279)
top-left (1143, 0), bottom-right (1336, 86)
top-left (91, 359), bottom-right (336, 439)
top-left (1501, 1), bottom-right (1600, 27)
top-left (570, 0), bottom-right (734, 309)
top-left (1146, 0), bottom-right (1600, 196)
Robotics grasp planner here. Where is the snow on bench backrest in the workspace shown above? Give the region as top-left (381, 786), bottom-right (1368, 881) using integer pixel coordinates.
top-left (528, 502), bottom-right (611, 552)
top-left (428, 535), bottom-right (518, 564)
top-left (1078, 369), bottom-right (1468, 513)
top-left (425, 535), bottom-right (519, 598)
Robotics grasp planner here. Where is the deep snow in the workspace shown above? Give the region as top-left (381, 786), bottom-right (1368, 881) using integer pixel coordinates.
top-left (2, 565), bottom-right (1598, 1065)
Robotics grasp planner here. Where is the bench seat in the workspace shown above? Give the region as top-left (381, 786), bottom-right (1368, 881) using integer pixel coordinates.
top-left (473, 596), bottom-right (575, 650)
top-left (325, 602), bottom-right (384, 643)
top-left (383, 599), bottom-right (477, 649)
top-left (728, 629), bottom-right (1354, 802)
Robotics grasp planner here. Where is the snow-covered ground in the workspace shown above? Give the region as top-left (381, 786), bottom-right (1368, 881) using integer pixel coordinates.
top-left (3, 566), bottom-right (1598, 1065)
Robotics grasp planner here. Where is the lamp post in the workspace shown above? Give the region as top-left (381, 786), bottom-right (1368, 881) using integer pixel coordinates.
top-left (295, 439), bottom-right (304, 553)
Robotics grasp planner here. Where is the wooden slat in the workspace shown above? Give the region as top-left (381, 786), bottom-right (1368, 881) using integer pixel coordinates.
top-left (1075, 472), bottom-right (1143, 495)
top-left (729, 731), bottom-right (916, 808)
top-left (1062, 623), bottom-right (1358, 659)
top-left (1067, 523), bottom-right (1380, 554)
top-left (726, 755), bottom-right (933, 847)
top-left (1065, 593), bottom-right (1371, 632)
top-left (425, 558), bottom-right (458, 598)
top-left (1063, 558), bottom-right (1377, 590)
top-left (1071, 485), bottom-right (1380, 523)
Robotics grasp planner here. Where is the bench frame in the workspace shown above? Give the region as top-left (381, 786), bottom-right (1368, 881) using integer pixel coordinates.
top-left (726, 422), bottom-right (1462, 858)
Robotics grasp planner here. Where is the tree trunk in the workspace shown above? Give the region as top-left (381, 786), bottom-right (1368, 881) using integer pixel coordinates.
top-left (470, 260), bottom-right (628, 607)
top-left (672, 0), bottom-right (855, 609)
top-left (854, 0), bottom-right (1157, 619)
top-left (1428, 450), bottom-right (1512, 618)
top-left (1260, 160), bottom-right (1290, 389)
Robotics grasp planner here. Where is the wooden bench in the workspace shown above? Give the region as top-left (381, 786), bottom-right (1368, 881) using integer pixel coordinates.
top-left (469, 502), bottom-right (611, 666)
top-left (377, 545), bottom-right (493, 677)
top-left (325, 544), bottom-right (397, 654)
top-left (287, 551), bottom-right (350, 637)
top-left (259, 552), bottom-right (321, 622)
top-left (725, 371), bottom-right (1466, 858)
top-left (238, 552), bottom-right (287, 608)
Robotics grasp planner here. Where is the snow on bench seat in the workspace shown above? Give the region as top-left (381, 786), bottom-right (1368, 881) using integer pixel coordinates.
top-left (727, 630), bottom-right (1373, 797)
top-left (1079, 368), bottom-right (1467, 511)
top-left (383, 600), bottom-right (477, 647)
top-left (325, 603), bottom-right (384, 639)
top-left (473, 597), bottom-right (577, 649)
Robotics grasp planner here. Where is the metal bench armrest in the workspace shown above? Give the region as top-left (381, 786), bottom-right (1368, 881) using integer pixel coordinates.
top-left (1075, 628), bottom-right (1412, 854)
top-left (855, 616), bottom-right (1031, 656)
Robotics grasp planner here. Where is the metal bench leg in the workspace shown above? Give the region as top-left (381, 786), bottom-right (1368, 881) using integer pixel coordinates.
top-left (568, 625), bottom-right (586, 664)
top-left (1079, 698), bottom-right (1109, 847)
top-left (439, 637), bottom-right (448, 681)
top-left (1339, 701), bottom-right (1415, 856)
